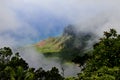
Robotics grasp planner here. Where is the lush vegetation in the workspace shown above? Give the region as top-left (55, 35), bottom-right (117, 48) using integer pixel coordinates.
top-left (78, 29), bottom-right (120, 80)
top-left (0, 47), bottom-right (64, 80)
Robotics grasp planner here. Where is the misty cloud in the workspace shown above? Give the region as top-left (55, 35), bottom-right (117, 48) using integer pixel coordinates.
top-left (16, 47), bottom-right (81, 77)
top-left (0, 0), bottom-right (39, 47)
top-left (1, 0), bottom-right (120, 47)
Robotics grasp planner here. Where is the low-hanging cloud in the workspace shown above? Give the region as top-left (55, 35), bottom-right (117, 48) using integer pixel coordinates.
top-left (15, 47), bottom-right (81, 77)
top-left (0, 0), bottom-right (39, 47)
top-left (1, 0), bottom-right (120, 47)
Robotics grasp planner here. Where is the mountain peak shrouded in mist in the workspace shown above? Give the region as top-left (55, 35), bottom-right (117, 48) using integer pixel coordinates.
top-left (62, 25), bottom-right (96, 49)
top-left (63, 25), bottom-right (76, 37)
top-left (36, 25), bottom-right (96, 62)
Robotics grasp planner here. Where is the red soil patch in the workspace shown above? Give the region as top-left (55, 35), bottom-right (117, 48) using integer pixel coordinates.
top-left (36, 40), bottom-right (46, 47)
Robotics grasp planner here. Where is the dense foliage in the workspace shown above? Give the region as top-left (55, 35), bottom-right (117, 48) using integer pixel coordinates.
top-left (78, 29), bottom-right (120, 80)
top-left (0, 47), bottom-right (64, 80)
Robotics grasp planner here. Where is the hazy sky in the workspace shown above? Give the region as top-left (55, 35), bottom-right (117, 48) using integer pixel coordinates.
top-left (1, 0), bottom-right (120, 47)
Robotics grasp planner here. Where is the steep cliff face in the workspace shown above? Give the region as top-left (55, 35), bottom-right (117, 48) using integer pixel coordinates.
top-left (35, 25), bottom-right (95, 61)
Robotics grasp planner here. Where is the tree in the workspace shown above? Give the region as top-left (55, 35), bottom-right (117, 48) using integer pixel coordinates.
top-left (35, 67), bottom-right (64, 80)
top-left (78, 29), bottom-right (120, 80)
top-left (0, 47), bottom-right (64, 80)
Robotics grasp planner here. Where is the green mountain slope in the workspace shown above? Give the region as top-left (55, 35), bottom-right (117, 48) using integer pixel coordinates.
top-left (35, 25), bottom-right (95, 62)
top-left (36, 35), bottom-right (71, 53)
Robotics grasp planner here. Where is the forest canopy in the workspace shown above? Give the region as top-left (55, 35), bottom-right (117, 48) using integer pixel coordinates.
top-left (0, 47), bottom-right (64, 80)
top-left (78, 29), bottom-right (120, 80)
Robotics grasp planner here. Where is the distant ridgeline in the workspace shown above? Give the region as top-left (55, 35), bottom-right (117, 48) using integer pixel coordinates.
top-left (35, 25), bottom-right (96, 62)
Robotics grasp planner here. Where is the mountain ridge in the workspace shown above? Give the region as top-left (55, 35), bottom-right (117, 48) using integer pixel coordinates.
top-left (35, 25), bottom-right (95, 62)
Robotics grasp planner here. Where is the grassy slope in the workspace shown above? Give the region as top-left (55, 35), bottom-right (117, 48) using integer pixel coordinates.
top-left (35, 35), bottom-right (88, 62)
top-left (36, 36), bottom-right (71, 53)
